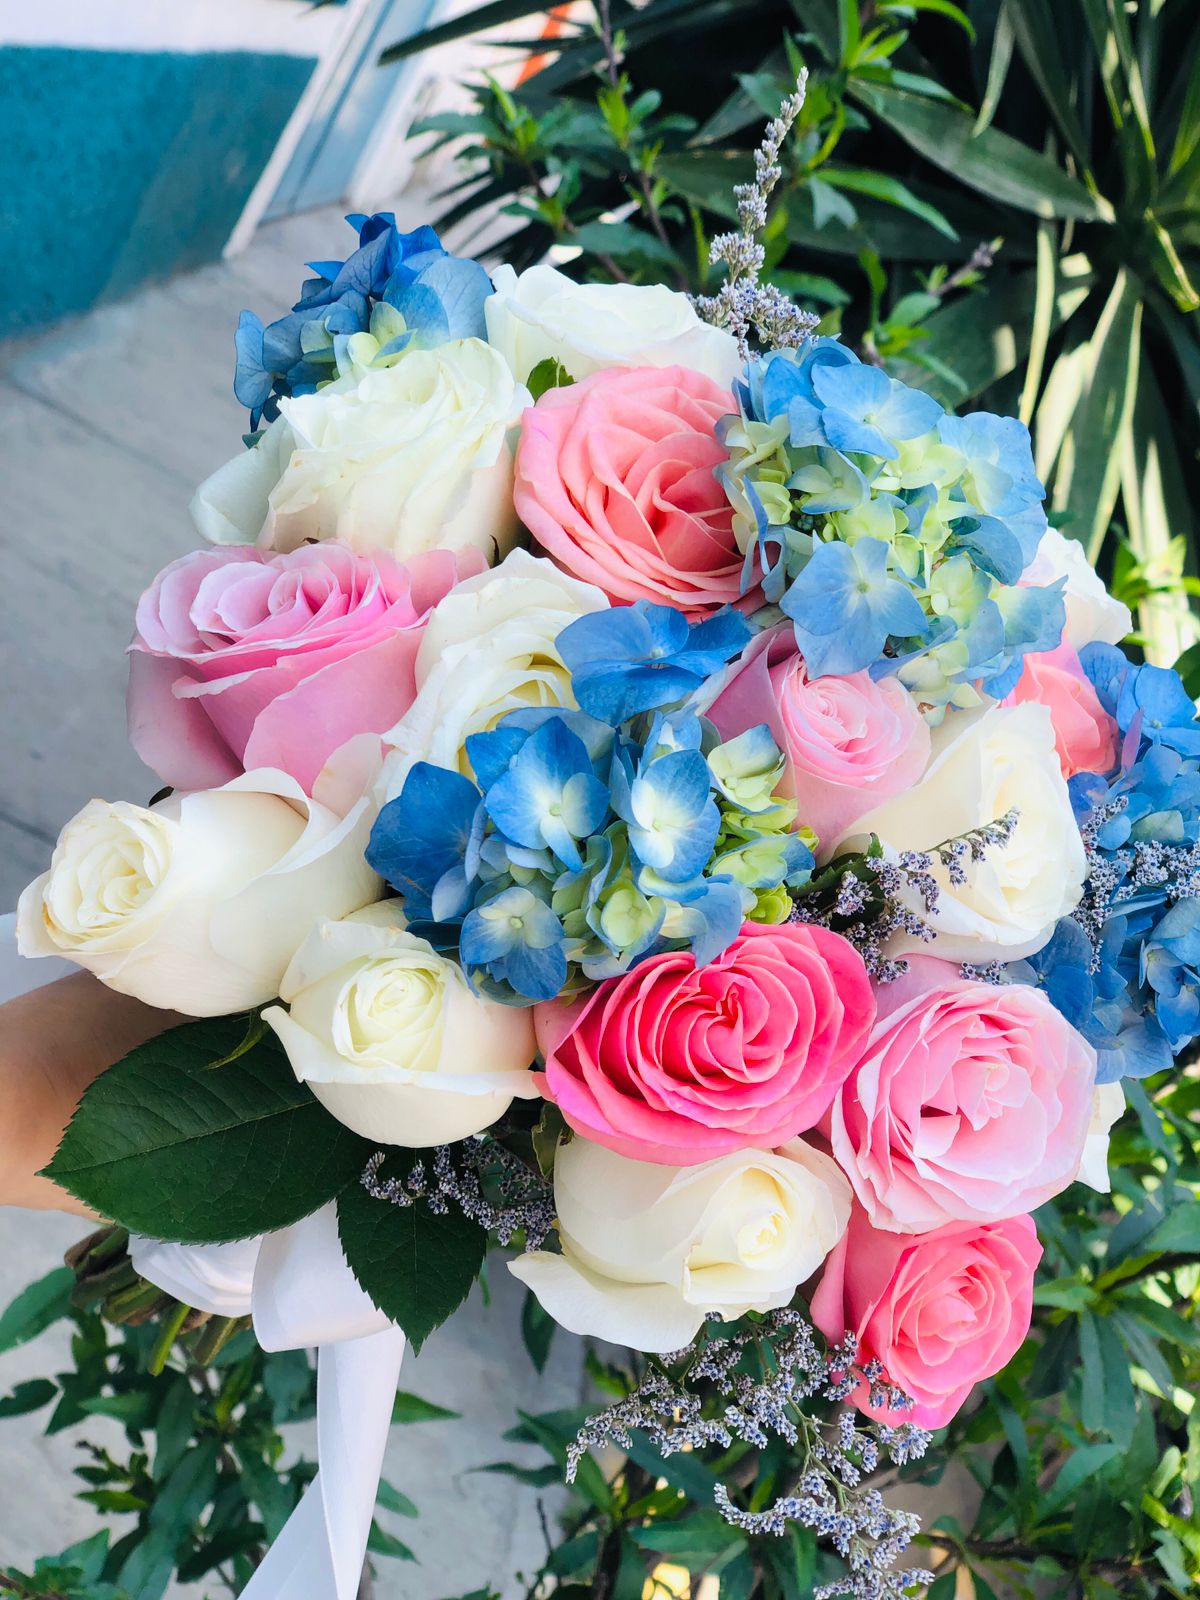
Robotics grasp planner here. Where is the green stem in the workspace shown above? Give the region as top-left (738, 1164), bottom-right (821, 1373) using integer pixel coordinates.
top-left (147, 1300), bottom-right (193, 1376)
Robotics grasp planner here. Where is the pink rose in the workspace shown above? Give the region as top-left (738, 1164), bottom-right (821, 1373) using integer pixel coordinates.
top-left (128, 543), bottom-right (482, 794)
top-left (1005, 642), bottom-right (1118, 779)
top-left (829, 957), bottom-right (1096, 1233)
top-left (810, 1204), bottom-right (1041, 1427)
top-left (707, 628), bottom-right (931, 848)
top-left (513, 365), bottom-right (744, 616)
top-left (536, 922), bottom-right (875, 1165)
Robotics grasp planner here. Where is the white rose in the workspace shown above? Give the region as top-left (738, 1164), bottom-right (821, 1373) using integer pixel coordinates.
top-left (510, 1136), bottom-right (850, 1353)
top-left (379, 549), bottom-right (608, 801)
top-left (263, 902), bottom-right (538, 1147)
top-left (190, 338), bottom-right (529, 563)
top-left (485, 263), bottom-right (740, 389)
top-left (841, 701), bottom-right (1087, 962)
top-left (16, 769), bottom-right (381, 1014)
top-left (1075, 1080), bottom-right (1125, 1193)
top-left (1025, 528), bottom-right (1132, 650)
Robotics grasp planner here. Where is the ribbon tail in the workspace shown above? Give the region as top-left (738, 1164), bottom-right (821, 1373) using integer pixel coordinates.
top-left (242, 1325), bottom-right (407, 1600)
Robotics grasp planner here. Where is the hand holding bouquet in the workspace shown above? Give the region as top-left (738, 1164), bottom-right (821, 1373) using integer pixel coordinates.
top-left (16, 85), bottom-right (1182, 1599)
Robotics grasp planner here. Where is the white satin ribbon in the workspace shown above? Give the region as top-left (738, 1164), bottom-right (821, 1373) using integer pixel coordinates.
top-left (131, 1205), bottom-right (403, 1600)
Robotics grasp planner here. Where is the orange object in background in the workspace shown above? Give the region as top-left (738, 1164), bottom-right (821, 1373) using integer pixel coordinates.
top-left (517, 4), bottom-right (577, 83)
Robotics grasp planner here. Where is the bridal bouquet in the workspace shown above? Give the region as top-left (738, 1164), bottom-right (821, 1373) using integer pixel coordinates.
top-left (14, 89), bottom-right (1192, 1599)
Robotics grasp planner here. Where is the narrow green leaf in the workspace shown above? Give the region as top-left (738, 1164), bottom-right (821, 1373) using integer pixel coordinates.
top-left (367, 1520), bottom-right (416, 1560)
top-left (1019, 221), bottom-right (1059, 423)
top-left (521, 1286), bottom-right (557, 1374)
top-left (392, 1390), bottom-right (461, 1424)
top-left (1003, 0), bottom-right (1095, 169)
top-left (821, 166), bottom-right (958, 238)
top-left (43, 1018), bottom-right (374, 1243)
top-left (380, 0), bottom-right (553, 64)
top-left (973, 5), bottom-right (1015, 134)
top-left (851, 82), bottom-right (1109, 220)
top-left (376, 1478), bottom-right (419, 1518)
top-left (885, 0), bottom-right (974, 39)
top-left (1050, 269), bottom-right (1142, 562)
top-left (0, 1267), bottom-right (73, 1355)
top-left (336, 1181), bottom-right (485, 1353)
top-left (837, 0), bottom-right (861, 64)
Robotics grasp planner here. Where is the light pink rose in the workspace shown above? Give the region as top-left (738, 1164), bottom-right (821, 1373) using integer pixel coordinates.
top-left (128, 543), bottom-right (482, 794)
top-left (810, 1204), bottom-right (1041, 1428)
top-left (707, 628), bottom-right (931, 848)
top-left (513, 365), bottom-right (745, 616)
top-left (828, 957), bottom-right (1096, 1233)
top-left (535, 922), bottom-right (875, 1166)
top-left (1004, 641), bottom-right (1119, 779)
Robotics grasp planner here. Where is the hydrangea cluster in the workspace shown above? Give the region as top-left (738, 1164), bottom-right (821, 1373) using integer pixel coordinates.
top-left (1011, 644), bottom-right (1200, 1080)
top-left (718, 339), bottom-right (1065, 715)
top-left (234, 212), bottom-right (493, 428)
top-left (366, 602), bottom-right (813, 1003)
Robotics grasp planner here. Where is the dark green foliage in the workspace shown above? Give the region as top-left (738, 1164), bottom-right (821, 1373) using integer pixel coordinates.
top-left (43, 1017), bottom-right (376, 1243)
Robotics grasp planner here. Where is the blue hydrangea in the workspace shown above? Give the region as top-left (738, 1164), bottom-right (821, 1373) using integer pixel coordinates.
top-left (556, 602), bottom-right (751, 725)
top-left (234, 213), bottom-right (493, 428)
top-left (1014, 646), bottom-right (1200, 1078)
top-left (718, 337), bottom-right (1064, 711)
top-left (367, 688), bottom-right (811, 1003)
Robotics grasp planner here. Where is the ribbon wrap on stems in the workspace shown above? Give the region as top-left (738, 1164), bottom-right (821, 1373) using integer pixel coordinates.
top-left (130, 1210), bottom-right (405, 1600)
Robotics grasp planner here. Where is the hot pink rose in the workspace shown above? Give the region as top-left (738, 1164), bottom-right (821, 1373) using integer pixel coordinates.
top-left (707, 628), bottom-right (931, 848)
top-left (810, 1204), bottom-right (1041, 1427)
top-left (513, 365), bottom-right (744, 616)
top-left (828, 957), bottom-right (1096, 1233)
top-left (1005, 642), bottom-right (1118, 779)
top-left (128, 543), bottom-right (482, 793)
top-left (536, 922), bottom-right (875, 1165)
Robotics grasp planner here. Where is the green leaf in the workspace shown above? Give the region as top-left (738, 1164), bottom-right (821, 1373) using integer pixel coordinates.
top-left (1051, 269), bottom-right (1142, 562)
top-left (973, 5), bottom-right (1014, 134)
top-left (0, 1266), bottom-right (73, 1354)
top-left (1079, 1311), bottom-right (1138, 1447)
top-left (570, 220), bottom-right (683, 272)
top-left (116, 1441), bottom-right (221, 1600)
top-left (851, 82), bottom-right (1109, 220)
top-left (336, 1181), bottom-right (486, 1353)
top-left (521, 1286), bottom-right (557, 1374)
top-left (1003, 0), bottom-right (1096, 170)
top-left (632, 1511), bottom-right (745, 1563)
top-left (392, 1390), bottom-right (461, 1424)
top-left (367, 1520), bottom-right (416, 1561)
top-left (526, 358), bottom-right (574, 402)
top-left (376, 1478), bottom-right (419, 1518)
top-left (235, 1448), bottom-right (297, 1541)
top-left (0, 1378), bottom-right (58, 1418)
top-left (1038, 1443), bottom-right (1122, 1519)
top-left (43, 1018), bottom-right (373, 1242)
top-left (821, 166), bottom-right (958, 238)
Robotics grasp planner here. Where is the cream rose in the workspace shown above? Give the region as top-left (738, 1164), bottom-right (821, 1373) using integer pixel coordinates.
top-left (840, 701), bottom-right (1086, 962)
top-left (378, 549), bottom-right (608, 802)
top-left (16, 769), bottom-right (380, 1014)
top-left (484, 263), bottom-right (740, 388)
top-left (1024, 528), bottom-right (1132, 650)
top-left (510, 1136), bottom-right (851, 1353)
top-left (190, 338), bottom-right (528, 563)
top-left (264, 903), bottom-right (538, 1147)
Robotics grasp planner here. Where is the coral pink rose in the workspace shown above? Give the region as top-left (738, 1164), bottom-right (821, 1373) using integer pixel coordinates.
top-left (128, 543), bottom-right (482, 794)
top-left (536, 922), bottom-right (875, 1165)
top-left (811, 1204), bottom-right (1041, 1428)
top-left (829, 957), bottom-right (1096, 1233)
top-left (1005, 641), bottom-right (1118, 779)
top-left (707, 627), bottom-right (931, 849)
top-left (513, 365), bottom-right (743, 616)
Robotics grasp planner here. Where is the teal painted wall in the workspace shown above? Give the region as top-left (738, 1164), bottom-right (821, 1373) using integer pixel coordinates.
top-left (0, 46), bottom-right (315, 338)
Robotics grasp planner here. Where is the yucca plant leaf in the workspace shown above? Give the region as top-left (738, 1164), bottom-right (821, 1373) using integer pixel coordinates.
top-left (1019, 221), bottom-right (1060, 423)
top-left (850, 82), bottom-right (1110, 220)
top-left (1003, 0), bottom-right (1095, 171)
top-left (973, 5), bottom-right (1015, 135)
top-left (1050, 270), bottom-right (1143, 562)
top-left (1120, 362), bottom-right (1200, 663)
